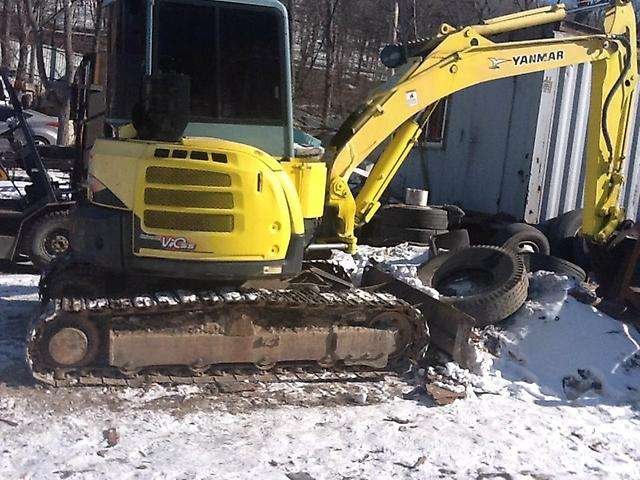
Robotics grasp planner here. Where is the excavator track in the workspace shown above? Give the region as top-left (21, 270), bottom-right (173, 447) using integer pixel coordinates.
top-left (27, 285), bottom-right (428, 388)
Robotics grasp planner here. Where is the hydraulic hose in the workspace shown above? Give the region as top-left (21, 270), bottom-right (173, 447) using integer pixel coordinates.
top-left (602, 32), bottom-right (632, 162)
top-left (566, 0), bottom-right (614, 16)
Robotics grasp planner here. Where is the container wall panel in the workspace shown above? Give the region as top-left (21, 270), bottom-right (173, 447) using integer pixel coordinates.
top-left (394, 60), bottom-right (640, 223)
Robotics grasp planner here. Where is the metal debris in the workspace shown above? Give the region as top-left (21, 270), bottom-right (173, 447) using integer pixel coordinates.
top-left (0, 418), bottom-right (18, 427)
top-left (426, 384), bottom-right (466, 406)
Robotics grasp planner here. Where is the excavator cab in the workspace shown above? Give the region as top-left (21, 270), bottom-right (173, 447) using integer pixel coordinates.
top-left (68, 0), bottom-right (328, 284)
top-left (103, 0), bottom-right (294, 158)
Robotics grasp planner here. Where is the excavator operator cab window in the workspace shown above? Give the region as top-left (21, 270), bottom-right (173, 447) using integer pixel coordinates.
top-left (156, 2), bottom-right (284, 123)
top-left (104, 0), bottom-right (146, 125)
top-left (104, 0), bottom-right (294, 158)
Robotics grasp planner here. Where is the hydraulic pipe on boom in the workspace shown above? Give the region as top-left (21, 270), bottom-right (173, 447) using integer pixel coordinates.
top-left (470, 3), bottom-right (567, 37)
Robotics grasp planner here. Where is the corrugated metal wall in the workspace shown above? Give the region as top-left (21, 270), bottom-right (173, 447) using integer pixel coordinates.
top-left (536, 63), bottom-right (640, 223)
top-left (391, 74), bottom-right (542, 217)
top-left (393, 61), bottom-right (640, 224)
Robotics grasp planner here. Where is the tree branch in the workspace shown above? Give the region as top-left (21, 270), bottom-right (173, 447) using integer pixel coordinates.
top-left (22, 0), bottom-right (49, 87)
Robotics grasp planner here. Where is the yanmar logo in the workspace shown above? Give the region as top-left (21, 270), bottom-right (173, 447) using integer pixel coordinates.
top-left (489, 50), bottom-right (565, 69)
top-left (489, 58), bottom-right (511, 69)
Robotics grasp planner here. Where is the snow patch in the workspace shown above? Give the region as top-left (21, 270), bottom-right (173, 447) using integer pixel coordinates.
top-left (470, 272), bottom-right (640, 403)
top-left (1, 170), bottom-right (69, 200)
top-left (332, 243), bottom-right (438, 297)
top-left (118, 384), bottom-right (203, 403)
top-left (1, 250), bottom-right (640, 478)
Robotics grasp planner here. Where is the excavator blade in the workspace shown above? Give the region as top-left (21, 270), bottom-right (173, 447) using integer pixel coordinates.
top-left (360, 263), bottom-right (476, 368)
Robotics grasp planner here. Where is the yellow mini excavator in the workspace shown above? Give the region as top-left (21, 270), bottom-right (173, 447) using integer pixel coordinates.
top-left (27, 0), bottom-right (637, 386)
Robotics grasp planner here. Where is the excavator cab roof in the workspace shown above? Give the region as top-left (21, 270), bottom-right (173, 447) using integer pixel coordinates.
top-left (103, 0), bottom-right (294, 157)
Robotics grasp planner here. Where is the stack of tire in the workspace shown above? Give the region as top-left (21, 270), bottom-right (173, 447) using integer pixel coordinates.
top-left (415, 220), bottom-right (587, 327)
top-left (364, 204), bottom-right (463, 246)
top-left (542, 209), bottom-right (590, 269)
top-left (489, 221), bottom-right (586, 283)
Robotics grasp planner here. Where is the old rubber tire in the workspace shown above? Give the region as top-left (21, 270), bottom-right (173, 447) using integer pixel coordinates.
top-left (520, 252), bottom-right (586, 283)
top-left (441, 205), bottom-right (466, 229)
top-left (434, 229), bottom-right (470, 251)
top-left (546, 209), bottom-right (583, 258)
top-left (418, 245), bottom-right (529, 326)
top-left (404, 228), bottom-right (446, 244)
top-left (377, 204), bottom-right (449, 230)
top-left (370, 224), bottom-right (446, 246)
top-left (492, 223), bottom-right (550, 255)
top-left (25, 211), bottom-right (72, 270)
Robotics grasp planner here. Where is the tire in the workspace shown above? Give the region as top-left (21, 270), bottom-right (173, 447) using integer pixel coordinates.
top-left (377, 204), bottom-right (449, 230)
top-left (434, 229), bottom-right (470, 251)
top-left (570, 235), bottom-right (592, 271)
top-left (33, 136), bottom-right (50, 146)
top-left (25, 210), bottom-right (72, 270)
top-left (441, 205), bottom-right (466, 229)
top-left (492, 223), bottom-right (551, 255)
top-left (418, 245), bottom-right (529, 326)
top-left (369, 224), bottom-right (447, 246)
top-left (520, 252), bottom-right (586, 283)
top-left (404, 228), bottom-right (446, 244)
top-left (546, 209), bottom-right (583, 259)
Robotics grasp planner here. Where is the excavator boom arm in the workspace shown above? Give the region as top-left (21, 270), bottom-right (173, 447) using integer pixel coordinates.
top-left (325, 1), bottom-right (637, 251)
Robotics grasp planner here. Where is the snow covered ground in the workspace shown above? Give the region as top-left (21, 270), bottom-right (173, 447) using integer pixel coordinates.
top-left (0, 170), bottom-right (69, 200)
top-left (1, 247), bottom-right (639, 479)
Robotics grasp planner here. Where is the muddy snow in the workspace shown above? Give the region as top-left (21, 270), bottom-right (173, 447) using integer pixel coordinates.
top-left (1, 246), bottom-right (639, 479)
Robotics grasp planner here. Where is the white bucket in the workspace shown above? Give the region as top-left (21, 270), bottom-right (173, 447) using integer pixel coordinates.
top-left (405, 188), bottom-right (429, 207)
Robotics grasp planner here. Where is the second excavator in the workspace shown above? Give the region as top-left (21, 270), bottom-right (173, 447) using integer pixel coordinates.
top-left (27, 0), bottom-right (638, 386)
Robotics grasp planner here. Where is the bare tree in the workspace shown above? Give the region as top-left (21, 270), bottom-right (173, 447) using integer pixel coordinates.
top-left (14, 0), bottom-right (32, 89)
top-left (1, 0), bottom-right (13, 69)
top-left (56, 0), bottom-right (75, 144)
top-left (321, 0), bottom-right (339, 124)
top-left (398, 0), bottom-right (418, 42)
top-left (23, 0), bottom-right (78, 144)
top-left (391, 0), bottom-right (399, 44)
top-left (512, 0), bottom-right (540, 11)
top-left (91, 0), bottom-right (103, 60)
top-left (23, 0), bottom-right (49, 92)
top-left (294, 0), bottom-right (324, 95)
